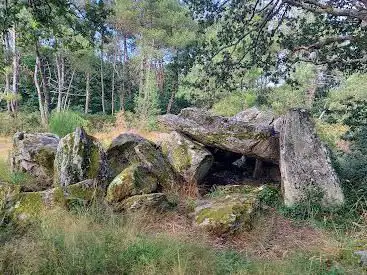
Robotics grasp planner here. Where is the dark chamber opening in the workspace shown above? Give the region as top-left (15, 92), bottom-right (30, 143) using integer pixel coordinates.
top-left (200, 147), bottom-right (280, 195)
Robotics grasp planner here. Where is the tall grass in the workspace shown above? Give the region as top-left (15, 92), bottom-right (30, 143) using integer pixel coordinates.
top-left (49, 111), bottom-right (89, 137)
top-left (0, 206), bottom-right (355, 275)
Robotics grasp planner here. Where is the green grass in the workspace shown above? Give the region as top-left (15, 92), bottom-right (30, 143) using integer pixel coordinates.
top-left (49, 111), bottom-right (89, 137)
top-left (1, 205), bottom-right (363, 275)
top-left (0, 159), bottom-right (31, 185)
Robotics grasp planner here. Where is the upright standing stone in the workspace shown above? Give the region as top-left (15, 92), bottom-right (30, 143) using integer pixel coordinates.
top-left (280, 109), bottom-right (344, 207)
top-left (54, 128), bottom-right (108, 187)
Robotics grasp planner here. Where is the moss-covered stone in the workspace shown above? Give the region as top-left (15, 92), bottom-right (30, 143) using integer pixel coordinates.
top-left (134, 141), bottom-right (181, 191)
top-left (161, 131), bottom-right (213, 184)
top-left (12, 192), bottom-right (44, 222)
top-left (194, 186), bottom-right (262, 234)
top-left (54, 127), bottom-right (108, 187)
top-left (116, 193), bottom-right (168, 212)
top-left (11, 132), bottom-right (59, 188)
top-left (106, 133), bottom-right (147, 180)
top-left (106, 165), bottom-right (158, 203)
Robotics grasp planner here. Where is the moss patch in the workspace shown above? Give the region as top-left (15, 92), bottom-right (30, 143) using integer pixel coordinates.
top-left (106, 165), bottom-right (158, 203)
top-left (12, 192), bottom-right (44, 221)
top-left (195, 191), bottom-right (260, 234)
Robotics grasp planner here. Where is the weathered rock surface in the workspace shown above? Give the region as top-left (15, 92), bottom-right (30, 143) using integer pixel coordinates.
top-left (161, 131), bottom-right (214, 184)
top-left (54, 128), bottom-right (108, 187)
top-left (106, 133), bottom-right (147, 179)
top-left (194, 185), bottom-right (263, 234)
top-left (116, 193), bottom-right (168, 212)
top-left (280, 109), bottom-right (344, 207)
top-left (11, 132), bottom-right (59, 189)
top-left (106, 133), bottom-right (181, 191)
top-left (106, 165), bottom-right (158, 203)
top-left (159, 108), bottom-right (279, 162)
top-left (2, 180), bottom-right (101, 224)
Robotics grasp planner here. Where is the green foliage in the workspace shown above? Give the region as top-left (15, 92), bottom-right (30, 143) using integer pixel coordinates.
top-left (211, 92), bottom-right (256, 116)
top-left (49, 111), bottom-right (89, 137)
top-left (0, 160), bottom-right (30, 185)
top-left (280, 187), bottom-right (326, 221)
top-left (0, 112), bottom-right (45, 136)
top-left (258, 185), bottom-right (281, 208)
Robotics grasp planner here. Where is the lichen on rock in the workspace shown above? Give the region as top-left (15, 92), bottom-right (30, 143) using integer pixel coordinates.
top-left (116, 193), bottom-right (168, 212)
top-left (194, 185), bottom-right (263, 234)
top-left (106, 165), bottom-right (158, 203)
top-left (161, 131), bottom-right (213, 184)
top-left (11, 132), bottom-right (59, 189)
top-left (54, 127), bottom-right (108, 187)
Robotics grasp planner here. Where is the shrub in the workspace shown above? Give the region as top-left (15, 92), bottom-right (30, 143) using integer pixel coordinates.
top-left (211, 92), bottom-right (257, 116)
top-left (49, 111), bottom-right (89, 137)
top-left (0, 112), bottom-right (45, 136)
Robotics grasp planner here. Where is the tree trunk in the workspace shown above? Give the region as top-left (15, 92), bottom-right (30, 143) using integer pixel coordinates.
top-left (100, 40), bottom-right (105, 114)
top-left (62, 70), bottom-right (75, 111)
top-left (111, 41), bottom-right (117, 115)
top-left (56, 53), bottom-right (65, 112)
top-left (10, 27), bottom-right (18, 113)
top-left (85, 72), bottom-right (90, 114)
top-left (166, 65), bottom-right (178, 114)
top-left (34, 53), bottom-right (47, 126)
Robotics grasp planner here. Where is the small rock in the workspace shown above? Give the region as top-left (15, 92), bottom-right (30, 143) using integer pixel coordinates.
top-left (194, 185), bottom-right (262, 234)
top-left (355, 251), bottom-right (367, 266)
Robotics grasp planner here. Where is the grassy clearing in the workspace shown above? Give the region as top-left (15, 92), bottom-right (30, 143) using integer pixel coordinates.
top-left (2, 206), bottom-right (362, 275)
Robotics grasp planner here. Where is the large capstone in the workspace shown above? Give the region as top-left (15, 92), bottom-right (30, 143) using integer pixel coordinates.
top-left (54, 128), bottom-right (108, 187)
top-left (11, 132), bottom-right (59, 189)
top-left (159, 108), bottom-right (279, 162)
top-left (161, 131), bottom-right (214, 184)
top-left (280, 109), bottom-right (344, 207)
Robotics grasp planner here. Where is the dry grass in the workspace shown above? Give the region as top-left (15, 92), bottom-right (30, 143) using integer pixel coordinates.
top-left (0, 137), bottom-right (11, 161)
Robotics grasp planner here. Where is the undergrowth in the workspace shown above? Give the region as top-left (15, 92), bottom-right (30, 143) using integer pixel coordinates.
top-left (0, 206), bottom-right (352, 275)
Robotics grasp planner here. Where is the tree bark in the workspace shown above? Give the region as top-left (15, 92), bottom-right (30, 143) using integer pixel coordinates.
top-left (166, 65), bottom-right (178, 114)
top-left (111, 41), bottom-right (118, 115)
top-left (85, 72), bottom-right (90, 114)
top-left (56, 53), bottom-right (65, 112)
top-left (10, 27), bottom-right (18, 113)
top-left (100, 39), bottom-right (105, 114)
top-left (34, 52), bottom-right (47, 126)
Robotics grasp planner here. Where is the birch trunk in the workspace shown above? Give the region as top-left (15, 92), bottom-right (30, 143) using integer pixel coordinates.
top-left (85, 72), bottom-right (91, 114)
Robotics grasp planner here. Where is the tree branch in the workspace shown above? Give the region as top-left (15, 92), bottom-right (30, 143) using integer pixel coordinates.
top-left (284, 0), bottom-right (367, 21)
top-left (293, 35), bottom-right (355, 52)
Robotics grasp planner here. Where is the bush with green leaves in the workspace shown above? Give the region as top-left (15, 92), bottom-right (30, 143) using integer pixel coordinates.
top-left (49, 111), bottom-right (89, 137)
top-left (211, 92), bottom-right (257, 116)
top-left (0, 112), bottom-right (45, 136)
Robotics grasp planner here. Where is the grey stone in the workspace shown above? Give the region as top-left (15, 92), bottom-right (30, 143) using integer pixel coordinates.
top-left (54, 127), bottom-right (108, 187)
top-left (161, 131), bottom-right (213, 183)
top-left (159, 107), bottom-right (279, 162)
top-left (280, 109), bottom-right (344, 207)
top-left (11, 132), bottom-right (59, 189)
